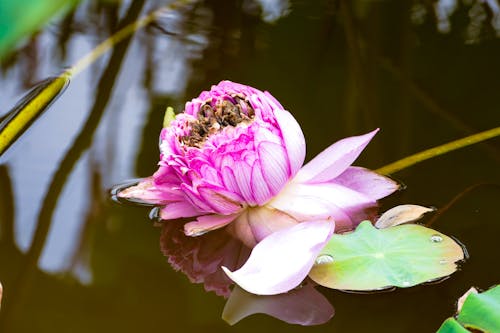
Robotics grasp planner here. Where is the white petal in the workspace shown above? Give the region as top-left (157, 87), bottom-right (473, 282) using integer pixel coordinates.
top-left (375, 205), bottom-right (435, 229)
top-left (274, 110), bottom-right (306, 177)
top-left (222, 220), bottom-right (335, 295)
top-left (294, 129), bottom-right (378, 183)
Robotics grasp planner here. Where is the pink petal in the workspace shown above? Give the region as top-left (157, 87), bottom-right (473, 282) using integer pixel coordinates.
top-left (274, 110), bottom-right (306, 177)
top-left (197, 186), bottom-right (244, 214)
top-left (116, 178), bottom-right (174, 205)
top-left (227, 207), bottom-right (298, 248)
top-left (159, 201), bottom-right (202, 220)
top-left (221, 166), bottom-right (240, 194)
top-left (294, 129), bottom-right (379, 184)
top-left (267, 183), bottom-right (354, 230)
top-left (258, 141), bottom-right (290, 196)
top-left (153, 165), bottom-right (182, 186)
top-left (222, 284), bottom-right (334, 326)
top-left (250, 163), bottom-right (272, 205)
top-left (246, 207), bottom-right (298, 243)
top-left (294, 182), bottom-right (375, 211)
top-left (222, 220), bottom-right (335, 295)
top-left (184, 213), bottom-right (240, 236)
top-left (334, 166), bottom-right (400, 200)
top-left (180, 183), bottom-right (213, 212)
top-left (227, 212), bottom-right (258, 248)
top-left (233, 161), bottom-right (256, 205)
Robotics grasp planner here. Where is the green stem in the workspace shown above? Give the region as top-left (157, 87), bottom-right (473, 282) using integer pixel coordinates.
top-left (376, 126), bottom-right (500, 175)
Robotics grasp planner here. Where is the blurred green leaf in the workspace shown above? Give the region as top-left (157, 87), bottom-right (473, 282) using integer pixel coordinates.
top-left (309, 221), bottom-right (465, 291)
top-left (0, 0), bottom-right (79, 59)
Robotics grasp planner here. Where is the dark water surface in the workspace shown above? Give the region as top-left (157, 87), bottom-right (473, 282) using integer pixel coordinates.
top-left (0, 0), bottom-right (499, 332)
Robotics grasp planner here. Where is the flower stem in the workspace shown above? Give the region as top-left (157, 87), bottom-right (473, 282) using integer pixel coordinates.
top-left (376, 126), bottom-right (500, 175)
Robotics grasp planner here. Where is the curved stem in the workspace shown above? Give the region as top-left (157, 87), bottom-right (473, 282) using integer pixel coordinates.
top-left (425, 183), bottom-right (499, 227)
top-left (376, 126), bottom-right (500, 175)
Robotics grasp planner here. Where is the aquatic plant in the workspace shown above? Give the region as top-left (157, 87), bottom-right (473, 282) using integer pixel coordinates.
top-left (437, 285), bottom-right (500, 332)
top-left (0, 75), bottom-right (69, 155)
top-left (118, 80), bottom-right (404, 293)
top-left (117, 81), bottom-right (468, 296)
top-left (120, 80), bottom-right (398, 237)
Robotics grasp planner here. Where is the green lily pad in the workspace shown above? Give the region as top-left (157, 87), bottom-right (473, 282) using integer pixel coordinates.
top-left (309, 221), bottom-right (465, 291)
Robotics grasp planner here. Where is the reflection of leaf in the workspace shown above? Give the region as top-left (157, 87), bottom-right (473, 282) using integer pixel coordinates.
top-left (309, 221), bottom-right (465, 291)
top-left (222, 284), bottom-right (334, 326)
top-left (437, 285), bottom-right (500, 333)
top-left (0, 74), bottom-right (70, 155)
top-left (0, 0), bottom-right (80, 59)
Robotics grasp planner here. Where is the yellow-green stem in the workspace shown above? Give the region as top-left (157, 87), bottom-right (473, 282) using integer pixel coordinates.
top-left (376, 126), bottom-right (500, 175)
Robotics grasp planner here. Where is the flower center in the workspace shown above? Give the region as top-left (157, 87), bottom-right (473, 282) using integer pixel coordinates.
top-left (181, 97), bottom-right (255, 147)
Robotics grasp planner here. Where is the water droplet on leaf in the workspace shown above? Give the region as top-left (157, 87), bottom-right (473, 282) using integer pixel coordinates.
top-left (430, 234), bottom-right (443, 243)
top-left (315, 254), bottom-right (334, 265)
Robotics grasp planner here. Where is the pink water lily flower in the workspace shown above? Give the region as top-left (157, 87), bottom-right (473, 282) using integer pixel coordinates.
top-left (119, 81), bottom-right (398, 295)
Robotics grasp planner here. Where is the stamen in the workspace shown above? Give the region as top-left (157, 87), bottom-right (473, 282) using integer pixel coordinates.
top-left (181, 98), bottom-right (255, 147)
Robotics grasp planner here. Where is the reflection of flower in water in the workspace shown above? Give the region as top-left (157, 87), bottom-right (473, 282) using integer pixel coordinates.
top-left (160, 221), bottom-right (333, 325)
top-left (223, 284), bottom-right (334, 326)
top-left (119, 81), bottom-right (398, 295)
top-left (160, 220), bottom-right (250, 297)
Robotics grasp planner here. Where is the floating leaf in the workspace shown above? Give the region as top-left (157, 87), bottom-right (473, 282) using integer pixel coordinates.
top-left (309, 221), bottom-right (465, 291)
top-left (457, 285), bottom-right (500, 332)
top-left (437, 285), bottom-right (500, 333)
top-left (0, 75), bottom-right (70, 155)
top-left (457, 287), bottom-right (478, 312)
top-left (437, 318), bottom-right (470, 333)
top-left (375, 204), bottom-right (434, 229)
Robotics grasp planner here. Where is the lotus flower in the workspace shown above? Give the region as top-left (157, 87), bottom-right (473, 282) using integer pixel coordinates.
top-left (119, 80), bottom-right (399, 295)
